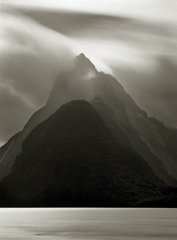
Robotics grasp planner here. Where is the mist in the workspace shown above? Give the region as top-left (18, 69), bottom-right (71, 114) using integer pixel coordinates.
top-left (113, 56), bottom-right (177, 128)
top-left (0, 8), bottom-right (76, 145)
top-left (1, 1), bottom-right (177, 146)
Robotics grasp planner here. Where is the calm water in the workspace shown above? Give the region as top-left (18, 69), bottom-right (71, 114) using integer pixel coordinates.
top-left (0, 208), bottom-right (177, 239)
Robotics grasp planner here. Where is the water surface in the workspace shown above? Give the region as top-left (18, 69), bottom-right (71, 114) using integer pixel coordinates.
top-left (0, 208), bottom-right (177, 239)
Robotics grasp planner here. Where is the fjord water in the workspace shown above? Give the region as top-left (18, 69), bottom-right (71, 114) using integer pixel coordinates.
top-left (0, 208), bottom-right (177, 239)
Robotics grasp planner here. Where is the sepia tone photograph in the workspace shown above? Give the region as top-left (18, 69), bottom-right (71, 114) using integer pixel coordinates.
top-left (0, 0), bottom-right (177, 239)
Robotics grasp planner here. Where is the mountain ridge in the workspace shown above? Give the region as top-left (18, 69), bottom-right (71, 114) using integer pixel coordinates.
top-left (0, 53), bottom-right (176, 187)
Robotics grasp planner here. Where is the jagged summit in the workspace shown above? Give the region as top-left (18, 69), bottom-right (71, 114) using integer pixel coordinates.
top-left (76, 53), bottom-right (93, 62)
top-left (77, 53), bottom-right (87, 59)
top-left (74, 53), bottom-right (96, 76)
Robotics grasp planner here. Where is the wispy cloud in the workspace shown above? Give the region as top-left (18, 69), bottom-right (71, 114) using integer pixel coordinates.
top-left (0, 8), bottom-right (75, 144)
top-left (0, 1), bottom-right (177, 145)
top-left (3, 0), bottom-right (177, 23)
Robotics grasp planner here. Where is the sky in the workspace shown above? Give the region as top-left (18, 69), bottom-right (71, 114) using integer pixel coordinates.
top-left (0, 0), bottom-right (177, 146)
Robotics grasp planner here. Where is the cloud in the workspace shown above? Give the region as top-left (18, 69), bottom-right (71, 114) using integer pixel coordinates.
top-left (1, 3), bottom-right (177, 146)
top-left (14, 8), bottom-right (176, 69)
top-left (0, 8), bottom-right (76, 145)
top-left (3, 0), bottom-right (177, 23)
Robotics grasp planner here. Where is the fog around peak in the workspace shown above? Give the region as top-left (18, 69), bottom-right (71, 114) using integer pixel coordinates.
top-left (0, 1), bottom-right (177, 146)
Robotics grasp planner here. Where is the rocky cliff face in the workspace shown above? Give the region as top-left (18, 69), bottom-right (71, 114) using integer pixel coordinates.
top-left (0, 53), bottom-right (176, 187)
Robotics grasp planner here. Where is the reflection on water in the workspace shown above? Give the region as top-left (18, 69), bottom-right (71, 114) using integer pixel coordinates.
top-left (0, 208), bottom-right (177, 239)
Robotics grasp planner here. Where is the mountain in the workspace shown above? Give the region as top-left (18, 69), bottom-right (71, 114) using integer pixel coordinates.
top-left (0, 53), bottom-right (176, 187)
top-left (2, 100), bottom-right (176, 207)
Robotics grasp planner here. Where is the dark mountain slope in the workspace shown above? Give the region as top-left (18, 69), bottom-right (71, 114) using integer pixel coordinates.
top-left (0, 100), bottom-right (167, 207)
top-left (0, 106), bottom-right (49, 181)
top-left (90, 98), bottom-right (176, 186)
top-left (108, 76), bottom-right (177, 180)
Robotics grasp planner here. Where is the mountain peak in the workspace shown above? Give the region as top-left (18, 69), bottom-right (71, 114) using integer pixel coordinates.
top-left (75, 53), bottom-right (96, 71)
top-left (78, 53), bottom-right (86, 58)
